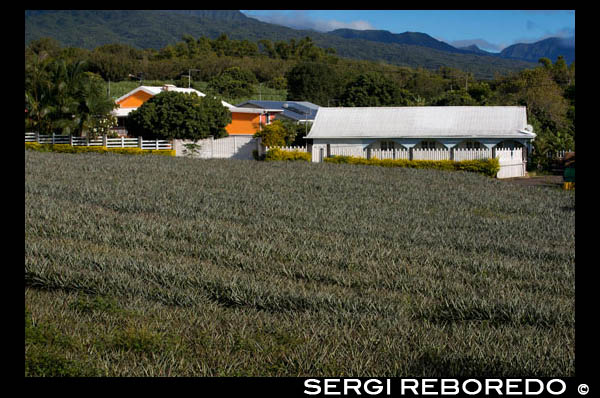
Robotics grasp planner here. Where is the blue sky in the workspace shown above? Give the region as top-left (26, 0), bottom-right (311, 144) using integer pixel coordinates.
top-left (241, 10), bottom-right (575, 52)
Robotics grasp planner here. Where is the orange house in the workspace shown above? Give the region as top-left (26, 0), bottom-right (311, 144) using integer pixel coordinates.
top-left (112, 84), bottom-right (282, 137)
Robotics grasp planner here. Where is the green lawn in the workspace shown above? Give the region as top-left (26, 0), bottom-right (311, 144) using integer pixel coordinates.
top-left (25, 150), bottom-right (575, 376)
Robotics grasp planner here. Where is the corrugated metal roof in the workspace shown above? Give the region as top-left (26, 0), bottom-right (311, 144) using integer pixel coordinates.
top-left (235, 100), bottom-right (319, 121)
top-left (306, 106), bottom-right (535, 139)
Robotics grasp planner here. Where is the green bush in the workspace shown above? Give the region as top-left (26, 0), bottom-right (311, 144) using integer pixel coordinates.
top-left (324, 155), bottom-right (500, 177)
top-left (264, 147), bottom-right (311, 162)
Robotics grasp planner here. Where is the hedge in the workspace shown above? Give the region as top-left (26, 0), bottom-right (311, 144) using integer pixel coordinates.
top-left (264, 147), bottom-right (311, 162)
top-left (25, 142), bottom-right (175, 157)
top-left (324, 155), bottom-right (500, 177)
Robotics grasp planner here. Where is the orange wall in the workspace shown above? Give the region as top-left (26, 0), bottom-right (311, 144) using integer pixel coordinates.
top-left (117, 91), bottom-right (154, 108)
top-left (118, 91), bottom-right (263, 135)
top-left (226, 112), bottom-right (261, 135)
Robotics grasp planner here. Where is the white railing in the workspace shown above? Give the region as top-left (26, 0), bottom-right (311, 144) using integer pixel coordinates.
top-left (71, 137), bottom-right (103, 146)
top-left (106, 137), bottom-right (140, 148)
top-left (25, 132), bottom-right (172, 150)
top-left (546, 150), bottom-right (573, 159)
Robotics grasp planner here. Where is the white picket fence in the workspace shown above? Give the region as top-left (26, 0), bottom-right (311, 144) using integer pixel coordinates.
top-left (495, 148), bottom-right (526, 178)
top-left (307, 144), bottom-right (526, 178)
top-left (412, 148), bottom-right (451, 161)
top-left (368, 148), bottom-right (410, 160)
top-left (25, 132), bottom-right (172, 150)
top-left (328, 146), bottom-right (365, 158)
top-left (453, 148), bottom-right (493, 161)
top-left (266, 146), bottom-right (307, 152)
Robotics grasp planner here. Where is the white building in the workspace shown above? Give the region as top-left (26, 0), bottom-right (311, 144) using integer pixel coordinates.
top-left (305, 106), bottom-right (535, 177)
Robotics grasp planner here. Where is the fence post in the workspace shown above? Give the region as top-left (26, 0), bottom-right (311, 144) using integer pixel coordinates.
top-left (155, 139), bottom-right (159, 150)
top-left (102, 135), bottom-right (107, 148)
top-left (138, 136), bottom-right (143, 150)
top-left (121, 136), bottom-right (125, 148)
top-left (51, 133), bottom-right (55, 145)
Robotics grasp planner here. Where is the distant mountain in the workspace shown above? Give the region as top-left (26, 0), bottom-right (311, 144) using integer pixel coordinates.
top-left (25, 10), bottom-right (540, 79)
top-left (327, 26), bottom-right (574, 65)
top-left (327, 29), bottom-right (462, 53)
top-left (500, 37), bottom-right (574, 64)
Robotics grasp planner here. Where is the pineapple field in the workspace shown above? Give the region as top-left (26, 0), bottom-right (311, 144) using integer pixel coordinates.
top-left (25, 150), bottom-right (575, 377)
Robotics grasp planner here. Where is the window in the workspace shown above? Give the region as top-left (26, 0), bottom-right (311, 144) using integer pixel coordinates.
top-left (381, 141), bottom-right (395, 151)
top-left (466, 141), bottom-right (481, 149)
top-left (421, 140), bottom-right (436, 149)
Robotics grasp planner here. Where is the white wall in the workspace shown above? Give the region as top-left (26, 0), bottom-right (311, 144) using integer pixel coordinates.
top-left (174, 135), bottom-right (258, 160)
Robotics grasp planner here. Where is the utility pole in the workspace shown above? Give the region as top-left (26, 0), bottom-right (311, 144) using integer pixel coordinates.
top-left (186, 69), bottom-right (201, 88)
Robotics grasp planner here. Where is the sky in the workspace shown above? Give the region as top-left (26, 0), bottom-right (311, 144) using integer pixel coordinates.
top-left (241, 10), bottom-right (575, 53)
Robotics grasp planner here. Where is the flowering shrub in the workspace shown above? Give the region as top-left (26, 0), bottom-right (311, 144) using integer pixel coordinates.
top-left (87, 115), bottom-right (118, 139)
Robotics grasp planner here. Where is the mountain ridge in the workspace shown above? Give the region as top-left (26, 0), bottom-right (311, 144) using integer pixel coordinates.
top-left (26, 10), bottom-right (569, 79)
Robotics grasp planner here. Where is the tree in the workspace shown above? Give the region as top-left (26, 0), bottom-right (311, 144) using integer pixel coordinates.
top-left (253, 120), bottom-right (297, 147)
top-left (74, 72), bottom-right (117, 138)
top-left (432, 89), bottom-right (478, 106)
top-left (467, 82), bottom-right (492, 104)
top-left (126, 91), bottom-right (231, 140)
top-left (285, 62), bottom-right (341, 106)
top-left (207, 67), bottom-right (257, 99)
top-left (340, 72), bottom-right (416, 107)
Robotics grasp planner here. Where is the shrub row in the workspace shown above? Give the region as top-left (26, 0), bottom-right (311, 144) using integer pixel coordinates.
top-left (324, 155), bottom-right (500, 177)
top-left (25, 142), bottom-right (175, 156)
top-left (264, 147), bottom-right (311, 162)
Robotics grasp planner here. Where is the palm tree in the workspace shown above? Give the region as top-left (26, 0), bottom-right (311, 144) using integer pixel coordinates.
top-left (74, 72), bottom-right (117, 138)
top-left (26, 57), bottom-right (116, 137)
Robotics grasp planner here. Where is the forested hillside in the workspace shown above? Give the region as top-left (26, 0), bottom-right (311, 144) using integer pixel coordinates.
top-left (25, 10), bottom-right (540, 80)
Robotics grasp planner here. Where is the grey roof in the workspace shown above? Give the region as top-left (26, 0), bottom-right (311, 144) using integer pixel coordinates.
top-left (235, 100), bottom-right (319, 121)
top-left (306, 106), bottom-right (535, 139)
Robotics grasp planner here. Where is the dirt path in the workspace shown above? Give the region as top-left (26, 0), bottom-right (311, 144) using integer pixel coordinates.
top-left (501, 175), bottom-right (565, 188)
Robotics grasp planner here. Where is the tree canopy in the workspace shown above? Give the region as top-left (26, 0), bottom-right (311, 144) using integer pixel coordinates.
top-left (253, 120), bottom-right (298, 147)
top-left (340, 72), bottom-right (417, 107)
top-left (125, 91), bottom-right (231, 140)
